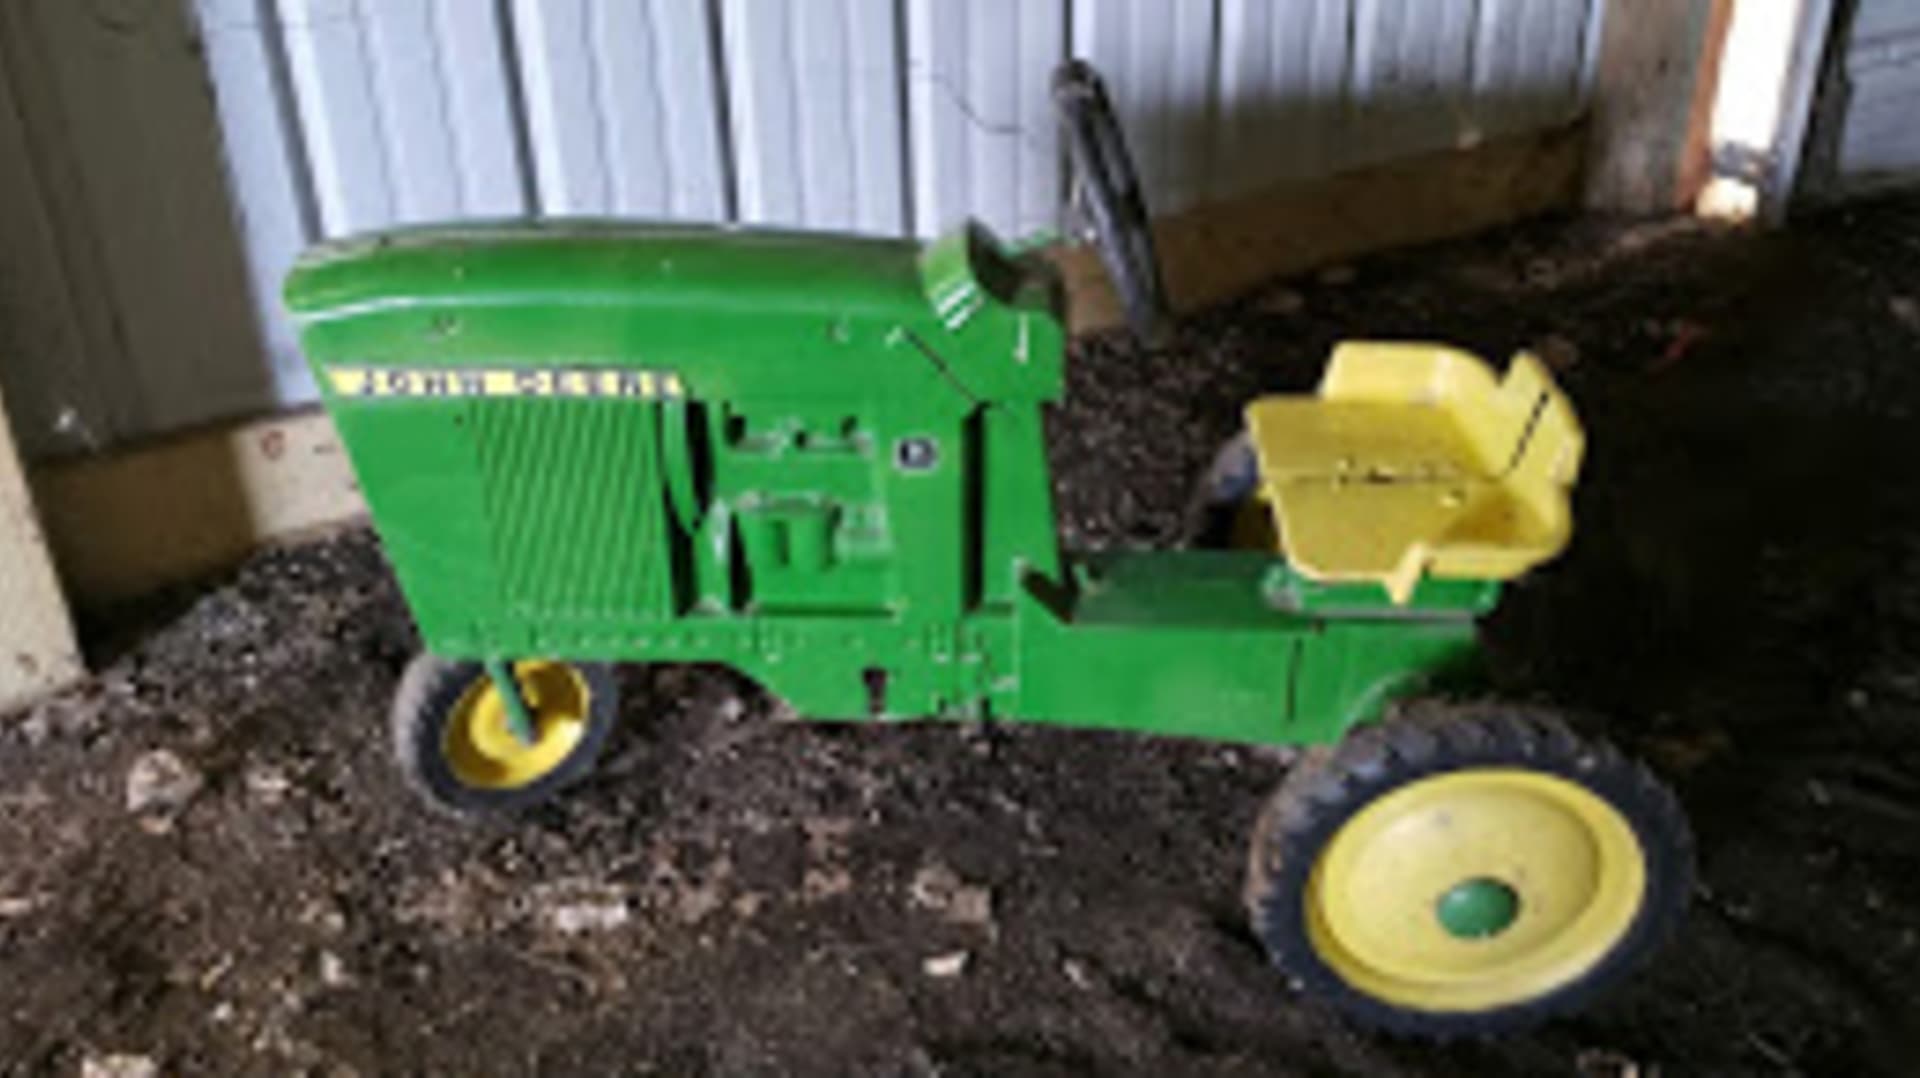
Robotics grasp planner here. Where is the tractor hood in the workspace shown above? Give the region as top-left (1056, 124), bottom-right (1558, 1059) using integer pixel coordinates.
top-left (285, 220), bottom-right (1064, 404)
top-left (287, 221), bottom-right (932, 322)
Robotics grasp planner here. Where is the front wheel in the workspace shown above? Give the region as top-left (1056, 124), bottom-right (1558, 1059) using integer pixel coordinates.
top-left (1245, 704), bottom-right (1693, 1036)
top-left (390, 654), bottom-right (618, 816)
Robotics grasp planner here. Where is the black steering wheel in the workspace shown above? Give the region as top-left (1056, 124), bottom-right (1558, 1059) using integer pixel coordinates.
top-left (1053, 60), bottom-right (1171, 345)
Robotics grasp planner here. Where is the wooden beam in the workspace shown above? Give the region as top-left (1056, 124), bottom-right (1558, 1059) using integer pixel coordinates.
top-left (34, 409), bottom-right (363, 605)
top-left (1584, 0), bottom-right (1736, 214)
top-left (0, 386), bottom-right (82, 711)
top-left (1053, 123), bottom-right (1586, 334)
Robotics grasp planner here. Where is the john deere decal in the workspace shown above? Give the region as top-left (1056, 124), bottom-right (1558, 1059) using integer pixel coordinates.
top-left (326, 365), bottom-right (685, 400)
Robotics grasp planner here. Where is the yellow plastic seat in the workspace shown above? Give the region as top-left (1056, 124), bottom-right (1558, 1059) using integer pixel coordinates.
top-left (1245, 342), bottom-right (1584, 602)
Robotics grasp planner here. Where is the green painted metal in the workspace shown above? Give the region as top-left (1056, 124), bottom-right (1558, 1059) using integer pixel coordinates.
top-left (288, 218), bottom-right (1500, 748)
top-left (1436, 877), bottom-right (1522, 939)
top-left (483, 658), bottom-right (537, 745)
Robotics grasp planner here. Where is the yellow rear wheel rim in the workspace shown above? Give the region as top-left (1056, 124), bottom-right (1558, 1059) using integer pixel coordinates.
top-left (441, 661), bottom-right (592, 790)
top-left (1306, 768), bottom-right (1646, 1013)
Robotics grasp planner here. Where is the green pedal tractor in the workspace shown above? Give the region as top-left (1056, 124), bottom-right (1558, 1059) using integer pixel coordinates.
top-left (288, 64), bottom-right (1691, 1035)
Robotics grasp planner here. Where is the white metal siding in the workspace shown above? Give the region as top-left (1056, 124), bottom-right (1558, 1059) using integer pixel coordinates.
top-left (0, 0), bottom-right (1602, 455)
top-left (724, 0), bottom-right (906, 232)
top-left (514, 0), bottom-right (730, 218)
top-left (279, 0), bottom-right (530, 228)
top-left (1073, 0), bottom-right (1221, 214)
top-left (906, 0), bottom-right (1067, 237)
top-left (1820, 0), bottom-right (1920, 191)
top-left (1215, 0), bottom-right (1351, 191)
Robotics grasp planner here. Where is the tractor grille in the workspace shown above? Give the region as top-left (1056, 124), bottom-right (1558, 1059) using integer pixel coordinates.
top-left (470, 397), bottom-right (674, 620)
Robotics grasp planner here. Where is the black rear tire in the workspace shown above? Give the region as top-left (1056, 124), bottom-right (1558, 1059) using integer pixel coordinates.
top-left (1245, 703), bottom-right (1693, 1037)
top-left (1053, 60), bottom-right (1171, 345)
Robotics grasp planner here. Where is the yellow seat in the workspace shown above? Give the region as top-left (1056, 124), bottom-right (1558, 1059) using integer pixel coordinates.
top-left (1245, 342), bottom-right (1583, 602)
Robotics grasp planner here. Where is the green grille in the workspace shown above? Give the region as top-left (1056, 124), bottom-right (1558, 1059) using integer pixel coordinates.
top-left (472, 398), bottom-right (674, 620)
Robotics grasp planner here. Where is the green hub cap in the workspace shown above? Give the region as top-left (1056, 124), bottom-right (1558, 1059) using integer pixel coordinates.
top-left (1435, 877), bottom-right (1521, 939)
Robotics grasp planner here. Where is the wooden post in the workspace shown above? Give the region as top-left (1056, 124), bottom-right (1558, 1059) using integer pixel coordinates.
top-left (0, 387), bottom-right (82, 713)
top-left (1585, 0), bottom-right (1736, 214)
top-left (34, 409), bottom-right (364, 603)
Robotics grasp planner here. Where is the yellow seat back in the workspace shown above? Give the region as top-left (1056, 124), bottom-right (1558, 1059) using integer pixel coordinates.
top-left (1247, 343), bottom-right (1585, 602)
top-left (1500, 352), bottom-right (1584, 485)
top-left (1318, 343), bottom-right (1578, 478)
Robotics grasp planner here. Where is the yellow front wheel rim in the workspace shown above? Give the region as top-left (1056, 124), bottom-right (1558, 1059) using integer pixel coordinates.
top-left (1306, 769), bottom-right (1646, 1013)
top-left (441, 661), bottom-right (592, 790)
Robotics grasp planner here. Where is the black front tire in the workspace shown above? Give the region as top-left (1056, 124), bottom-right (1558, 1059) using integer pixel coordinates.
top-left (390, 654), bottom-right (618, 816)
top-left (1245, 703), bottom-right (1693, 1037)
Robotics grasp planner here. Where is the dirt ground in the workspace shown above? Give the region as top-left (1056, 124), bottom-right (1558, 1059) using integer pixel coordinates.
top-left (6, 195), bottom-right (1920, 1076)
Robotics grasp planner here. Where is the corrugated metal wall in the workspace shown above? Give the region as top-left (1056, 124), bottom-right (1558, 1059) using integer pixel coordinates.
top-left (0, 0), bottom-right (1601, 456)
top-left (1802, 0), bottom-right (1920, 199)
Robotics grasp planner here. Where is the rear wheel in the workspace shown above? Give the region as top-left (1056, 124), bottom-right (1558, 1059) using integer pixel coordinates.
top-left (1245, 704), bottom-right (1693, 1036)
top-left (390, 654), bottom-right (618, 815)
top-left (1184, 431), bottom-right (1272, 549)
